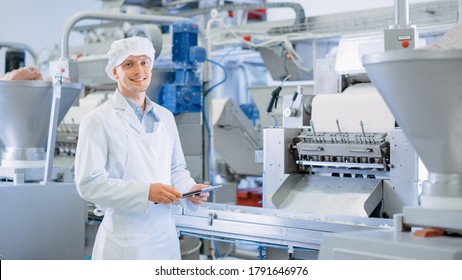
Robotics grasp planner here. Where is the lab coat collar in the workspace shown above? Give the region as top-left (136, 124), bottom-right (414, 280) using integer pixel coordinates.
top-left (111, 89), bottom-right (145, 134)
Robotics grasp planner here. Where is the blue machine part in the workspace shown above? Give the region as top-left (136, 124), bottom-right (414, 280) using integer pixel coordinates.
top-left (159, 21), bottom-right (206, 115)
top-left (239, 103), bottom-right (260, 126)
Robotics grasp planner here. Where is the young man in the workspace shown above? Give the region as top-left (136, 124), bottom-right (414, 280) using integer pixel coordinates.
top-left (75, 36), bottom-right (209, 260)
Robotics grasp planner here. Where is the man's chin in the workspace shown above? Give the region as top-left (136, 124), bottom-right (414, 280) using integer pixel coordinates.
top-left (129, 83), bottom-right (149, 91)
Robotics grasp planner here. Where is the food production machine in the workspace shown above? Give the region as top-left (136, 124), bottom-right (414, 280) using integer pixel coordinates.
top-left (174, 77), bottom-right (421, 259)
top-left (174, 5), bottom-right (425, 256)
top-left (0, 79), bottom-right (86, 260)
top-left (319, 49), bottom-right (462, 260)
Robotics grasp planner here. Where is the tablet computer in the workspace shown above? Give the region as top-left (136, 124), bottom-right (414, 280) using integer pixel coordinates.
top-left (182, 185), bottom-right (223, 198)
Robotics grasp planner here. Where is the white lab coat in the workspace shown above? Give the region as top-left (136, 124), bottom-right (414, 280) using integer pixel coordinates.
top-left (74, 90), bottom-right (196, 260)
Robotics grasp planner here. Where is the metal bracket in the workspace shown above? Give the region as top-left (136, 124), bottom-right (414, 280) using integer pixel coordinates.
top-left (207, 212), bottom-right (217, 226)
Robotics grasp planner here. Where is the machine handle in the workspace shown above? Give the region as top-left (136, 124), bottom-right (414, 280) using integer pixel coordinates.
top-left (349, 148), bottom-right (373, 153)
top-left (266, 86), bottom-right (282, 114)
top-left (291, 90), bottom-right (298, 103)
top-left (300, 147), bottom-right (324, 152)
top-left (266, 75), bottom-right (291, 114)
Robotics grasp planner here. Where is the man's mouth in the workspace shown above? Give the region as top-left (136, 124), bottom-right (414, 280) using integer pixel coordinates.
top-left (130, 77), bottom-right (146, 82)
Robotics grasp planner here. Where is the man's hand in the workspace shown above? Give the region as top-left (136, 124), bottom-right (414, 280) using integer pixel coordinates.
top-left (148, 183), bottom-right (182, 204)
top-left (186, 184), bottom-right (210, 205)
top-left (1, 65), bottom-right (42, 81)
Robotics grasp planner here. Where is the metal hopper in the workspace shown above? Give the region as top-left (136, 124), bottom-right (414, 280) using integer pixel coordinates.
top-left (363, 49), bottom-right (462, 211)
top-left (0, 80), bottom-right (83, 168)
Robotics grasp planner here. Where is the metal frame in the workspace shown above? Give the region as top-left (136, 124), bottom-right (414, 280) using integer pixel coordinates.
top-left (173, 203), bottom-right (393, 251)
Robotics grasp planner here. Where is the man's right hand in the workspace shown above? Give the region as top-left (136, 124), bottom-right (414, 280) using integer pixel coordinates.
top-left (148, 183), bottom-right (182, 204)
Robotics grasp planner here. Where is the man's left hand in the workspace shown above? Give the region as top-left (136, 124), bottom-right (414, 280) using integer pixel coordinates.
top-left (187, 184), bottom-right (210, 205)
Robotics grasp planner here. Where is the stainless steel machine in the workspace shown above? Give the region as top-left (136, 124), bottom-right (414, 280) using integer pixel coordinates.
top-left (319, 49), bottom-right (462, 260)
top-left (174, 78), bottom-right (420, 259)
top-left (263, 84), bottom-right (418, 215)
top-left (173, 1), bottom-right (432, 258)
top-left (0, 79), bottom-right (87, 260)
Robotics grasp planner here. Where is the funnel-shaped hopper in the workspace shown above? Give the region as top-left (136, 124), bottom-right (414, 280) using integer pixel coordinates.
top-left (0, 80), bottom-right (83, 162)
top-left (363, 50), bottom-right (462, 175)
top-left (363, 50), bottom-right (462, 210)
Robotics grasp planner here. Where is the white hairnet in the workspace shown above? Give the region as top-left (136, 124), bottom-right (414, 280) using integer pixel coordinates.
top-left (105, 36), bottom-right (156, 81)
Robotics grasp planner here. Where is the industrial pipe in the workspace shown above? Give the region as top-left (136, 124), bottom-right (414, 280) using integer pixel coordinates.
top-left (60, 11), bottom-right (190, 59)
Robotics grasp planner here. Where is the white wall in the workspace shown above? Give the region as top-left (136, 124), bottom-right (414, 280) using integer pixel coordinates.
top-left (0, 0), bottom-right (102, 74)
top-left (267, 0), bottom-right (439, 20)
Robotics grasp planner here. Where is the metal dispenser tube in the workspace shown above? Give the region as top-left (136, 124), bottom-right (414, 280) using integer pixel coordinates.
top-left (394, 0), bottom-right (410, 27)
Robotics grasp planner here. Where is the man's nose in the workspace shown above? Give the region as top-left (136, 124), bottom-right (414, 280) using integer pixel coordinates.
top-left (134, 62), bottom-right (144, 70)
top-left (131, 62), bottom-right (145, 75)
